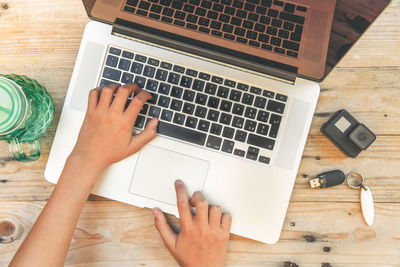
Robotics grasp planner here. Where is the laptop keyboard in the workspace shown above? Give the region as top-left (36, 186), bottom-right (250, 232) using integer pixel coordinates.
top-left (100, 46), bottom-right (289, 165)
top-left (122, 0), bottom-right (307, 58)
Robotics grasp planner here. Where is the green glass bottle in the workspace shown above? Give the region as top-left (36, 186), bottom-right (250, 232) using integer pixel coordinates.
top-left (0, 75), bottom-right (54, 162)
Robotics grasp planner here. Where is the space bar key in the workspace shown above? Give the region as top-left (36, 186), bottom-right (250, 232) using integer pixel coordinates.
top-left (157, 121), bottom-right (207, 146)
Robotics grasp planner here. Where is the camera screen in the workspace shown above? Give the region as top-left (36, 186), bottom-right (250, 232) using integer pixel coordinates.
top-left (334, 116), bottom-right (352, 133)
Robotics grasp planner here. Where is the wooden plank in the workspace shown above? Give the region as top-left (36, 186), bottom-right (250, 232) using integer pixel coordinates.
top-left (1, 201), bottom-right (399, 266)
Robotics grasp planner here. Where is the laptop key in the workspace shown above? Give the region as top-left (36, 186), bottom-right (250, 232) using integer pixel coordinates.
top-left (158, 121), bottom-right (207, 146)
top-left (246, 146), bottom-right (259, 160)
top-left (222, 126), bottom-right (235, 138)
top-left (267, 100), bottom-right (285, 114)
top-left (192, 79), bottom-right (205, 91)
top-left (139, 104), bottom-right (149, 115)
top-left (269, 113), bottom-right (282, 138)
top-left (244, 107), bottom-right (257, 119)
top-left (232, 103), bottom-right (244, 116)
top-left (242, 93), bottom-right (254, 105)
top-left (250, 86), bottom-right (262, 95)
top-left (180, 76), bottom-right (193, 88)
top-left (173, 113), bottom-right (185, 125)
top-left (244, 120), bottom-right (256, 132)
top-left (135, 54), bottom-right (147, 63)
top-left (198, 120), bottom-right (210, 132)
top-left (224, 79), bottom-right (236, 88)
top-left (199, 72), bottom-right (211, 81)
top-left (149, 106), bottom-right (161, 118)
top-left (247, 133), bottom-right (275, 150)
top-left (146, 79), bottom-right (159, 92)
top-left (160, 61), bottom-right (172, 70)
top-left (131, 62), bottom-right (144, 74)
top-left (195, 93), bottom-right (208, 105)
top-left (263, 90), bottom-right (275, 98)
top-left (186, 116), bottom-right (198, 129)
top-left (168, 72), bottom-right (180, 85)
top-left (211, 76), bottom-right (223, 84)
top-left (219, 113), bottom-right (232, 125)
top-left (183, 102), bottom-right (195, 115)
top-left (207, 96), bottom-right (220, 109)
top-left (207, 109), bottom-right (220, 122)
top-left (158, 83), bottom-right (171, 95)
top-left (155, 69), bottom-right (168, 81)
top-left (103, 67), bottom-right (121, 82)
top-left (109, 47), bottom-right (121, 56)
top-left (234, 148), bottom-right (245, 157)
top-left (183, 89), bottom-right (195, 102)
top-left (171, 99), bottom-right (183, 111)
top-left (256, 123), bottom-right (269, 135)
top-left (220, 100), bottom-right (232, 112)
top-left (237, 83), bottom-right (249, 91)
top-left (276, 93), bottom-right (288, 102)
top-left (100, 79), bottom-right (116, 87)
top-left (192, 104), bottom-right (206, 118)
top-left (121, 72), bottom-right (134, 84)
top-left (206, 135), bottom-right (222, 150)
top-left (158, 95), bottom-right (170, 108)
top-left (161, 110), bottom-right (173, 121)
top-left (186, 69), bottom-right (198, 77)
top-left (235, 130), bottom-right (247, 142)
top-left (143, 66), bottom-right (156, 78)
top-left (148, 93), bottom-right (158, 104)
top-left (134, 115), bottom-right (145, 129)
top-left (254, 96), bottom-right (267, 109)
top-left (171, 86), bottom-right (183, 98)
top-left (106, 55), bottom-right (119, 67)
top-left (205, 83), bottom-right (217, 95)
top-left (161, 16), bottom-right (173, 23)
top-left (257, 110), bottom-right (269, 122)
top-left (259, 155), bottom-right (270, 164)
top-left (229, 90), bottom-right (242, 102)
top-left (210, 123), bottom-right (222, 135)
top-left (134, 76), bottom-right (146, 88)
top-left (232, 116), bottom-right (244, 128)
top-left (217, 86), bottom-right (229, 98)
top-left (221, 140), bottom-right (234, 153)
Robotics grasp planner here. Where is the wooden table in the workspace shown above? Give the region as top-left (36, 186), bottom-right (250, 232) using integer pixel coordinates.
top-left (1, 0), bottom-right (399, 266)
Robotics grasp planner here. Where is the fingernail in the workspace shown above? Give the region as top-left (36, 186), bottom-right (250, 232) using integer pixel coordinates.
top-left (152, 208), bottom-right (158, 217)
top-left (175, 179), bottom-right (183, 186)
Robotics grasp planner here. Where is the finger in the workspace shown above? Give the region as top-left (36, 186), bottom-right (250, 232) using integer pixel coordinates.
top-left (87, 87), bottom-right (101, 111)
top-left (110, 83), bottom-right (137, 112)
top-left (209, 205), bottom-right (222, 228)
top-left (174, 180), bottom-right (193, 227)
top-left (221, 213), bottom-right (232, 233)
top-left (128, 118), bottom-right (158, 154)
top-left (125, 89), bottom-right (152, 121)
top-left (190, 191), bottom-right (209, 226)
top-left (153, 208), bottom-right (177, 252)
top-left (97, 83), bottom-right (120, 110)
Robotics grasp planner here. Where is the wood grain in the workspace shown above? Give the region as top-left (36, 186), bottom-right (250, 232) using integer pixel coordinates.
top-left (1, 201), bottom-right (400, 266)
top-left (1, 0), bottom-right (400, 266)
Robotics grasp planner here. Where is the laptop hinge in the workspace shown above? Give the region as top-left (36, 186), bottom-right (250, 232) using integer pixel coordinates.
top-left (112, 18), bottom-right (297, 84)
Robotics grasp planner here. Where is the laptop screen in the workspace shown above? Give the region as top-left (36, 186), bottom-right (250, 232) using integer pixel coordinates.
top-left (84, 0), bottom-right (391, 82)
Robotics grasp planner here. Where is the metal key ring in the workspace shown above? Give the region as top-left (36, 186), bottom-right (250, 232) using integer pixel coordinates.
top-left (346, 171), bottom-right (367, 190)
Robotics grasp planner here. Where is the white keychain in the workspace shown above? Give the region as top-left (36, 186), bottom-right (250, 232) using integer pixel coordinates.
top-left (346, 172), bottom-right (375, 226)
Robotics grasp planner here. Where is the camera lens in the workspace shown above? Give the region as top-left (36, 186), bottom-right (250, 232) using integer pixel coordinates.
top-left (357, 132), bottom-right (368, 141)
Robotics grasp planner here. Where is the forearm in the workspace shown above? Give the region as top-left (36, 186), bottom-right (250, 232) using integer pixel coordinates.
top-left (10, 155), bottom-right (105, 267)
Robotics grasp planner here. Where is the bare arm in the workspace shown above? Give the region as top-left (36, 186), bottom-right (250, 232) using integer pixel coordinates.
top-left (10, 83), bottom-right (157, 267)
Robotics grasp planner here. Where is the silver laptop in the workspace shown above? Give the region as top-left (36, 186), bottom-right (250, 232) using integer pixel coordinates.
top-left (45, 0), bottom-right (390, 243)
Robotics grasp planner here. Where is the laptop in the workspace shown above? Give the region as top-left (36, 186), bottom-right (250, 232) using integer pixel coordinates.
top-left (45, 0), bottom-right (391, 244)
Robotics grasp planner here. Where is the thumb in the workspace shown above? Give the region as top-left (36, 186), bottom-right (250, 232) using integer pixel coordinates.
top-left (129, 118), bottom-right (158, 153)
top-left (153, 208), bottom-right (177, 252)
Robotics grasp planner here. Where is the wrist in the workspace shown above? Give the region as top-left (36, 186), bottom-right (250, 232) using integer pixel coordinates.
top-left (62, 153), bottom-right (107, 188)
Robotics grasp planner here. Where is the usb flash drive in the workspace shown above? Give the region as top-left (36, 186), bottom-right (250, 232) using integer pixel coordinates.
top-left (310, 170), bottom-right (346, 188)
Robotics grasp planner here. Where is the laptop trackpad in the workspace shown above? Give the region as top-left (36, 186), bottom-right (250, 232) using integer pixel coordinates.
top-left (129, 145), bottom-right (210, 206)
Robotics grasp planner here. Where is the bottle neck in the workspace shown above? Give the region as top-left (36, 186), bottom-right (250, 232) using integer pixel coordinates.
top-left (0, 76), bottom-right (28, 135)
